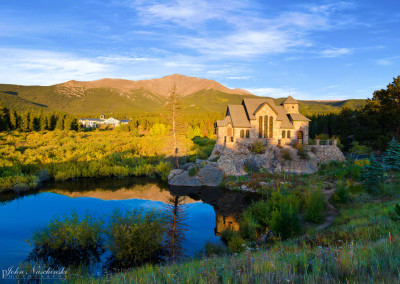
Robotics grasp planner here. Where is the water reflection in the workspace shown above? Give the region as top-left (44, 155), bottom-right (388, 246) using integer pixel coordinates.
top-left (0, 177), bottom-right (258, 268)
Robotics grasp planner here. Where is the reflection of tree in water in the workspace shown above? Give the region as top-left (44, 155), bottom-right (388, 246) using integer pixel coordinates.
top-left (163, 195), bottom-right (188, 262)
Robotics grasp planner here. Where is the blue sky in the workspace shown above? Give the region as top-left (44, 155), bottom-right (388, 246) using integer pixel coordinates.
top-left (1, 0), bottom-right (399, 99)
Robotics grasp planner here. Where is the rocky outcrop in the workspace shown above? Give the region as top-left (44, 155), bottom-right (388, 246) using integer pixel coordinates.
top-left (309, 145), bottom-right (346, 164)
top-left (211, 142), bottom-right (345, 177)
top-left (168, 160), bottom-right (224, 187)
top-left (168, 143), bottom-right (346, 186)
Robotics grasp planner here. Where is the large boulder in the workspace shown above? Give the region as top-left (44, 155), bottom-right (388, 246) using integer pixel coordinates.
top-left (168, 171), bottom-right (202, 187)
top-left (197, 164), bottom-right (224, 187)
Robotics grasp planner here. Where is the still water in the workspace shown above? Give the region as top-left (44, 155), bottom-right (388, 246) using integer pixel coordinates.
top-left (0, 177), bottom-right (256, 269)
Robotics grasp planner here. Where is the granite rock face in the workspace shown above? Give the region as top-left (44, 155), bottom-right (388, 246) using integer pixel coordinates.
top-left (168, 143), bottom-right (346, 186)
top-left (168, 170), bottom-right (202, 187)
top-left (197, 164), bottom-right (224, 187)
top-left (212, 143), bottom-right (345, 176)
top-left (168, 160), bottom-right (224, 187)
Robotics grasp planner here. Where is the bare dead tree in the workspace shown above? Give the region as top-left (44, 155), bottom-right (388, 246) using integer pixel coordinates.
top-left (163, 195), bottom-right (188, 263)
top-left (166, 84), bottom-right (184, 169)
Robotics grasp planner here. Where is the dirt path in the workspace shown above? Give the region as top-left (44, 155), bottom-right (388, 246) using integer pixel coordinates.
top-left (316, 185), bottom-right (338, 230)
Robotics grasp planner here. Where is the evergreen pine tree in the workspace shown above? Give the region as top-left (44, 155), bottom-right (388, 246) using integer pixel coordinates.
top-left (55, 114), bottom-right (65, 130)
top-left (40, 114), bottom-right (48, 131)
top-left (360, 154), bottom-right (385, 193)
top-left (28, 112), bottom-right (35, 131)
top-left (9, 110), bottom-right (18, 130)
top-left (0, 104), bottom-right (9, 131)
top-left (383, 137), bottom-right (400, 171)
top-left (20, 111), bottom-right (30, 131)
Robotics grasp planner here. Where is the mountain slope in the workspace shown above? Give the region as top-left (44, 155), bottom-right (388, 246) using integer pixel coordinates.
top-left (0, 74), bottom-right (367, 115)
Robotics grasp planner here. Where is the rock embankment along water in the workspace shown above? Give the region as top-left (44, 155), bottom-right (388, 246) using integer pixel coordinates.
top-left (168, 159), bottom-right (224, 187)
top-left (168, 142), bottom-right (345, 187)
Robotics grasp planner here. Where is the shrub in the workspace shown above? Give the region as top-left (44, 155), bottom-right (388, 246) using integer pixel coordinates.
top-left (238, 216), bottom-right (258, 242)
top-left (332, 183), bottom-right (350, 204)
top-left (106, 208), bottom-right (166, 269)
top-left (220, 229), bottom-right (235, 243)
top-left (28, 211), bottom-right (105, 269)
top-left (297, 146), bottom-right (309, 160)
top-left (251, 141), bottom-right (264, 154)
top-left (155, 161), bottom-right (173, 181)
top-left (349, 141), bottom-right (371, 159)
top-left (360, 155), bottom-right (385, 193)
top-left (270, 203), bottom-right (301, 240)
top-left (201, 242), bottom-right (227, 257)
top-left (188, 166), bottom-right (199, 177)
top-left (390, 203), bottom-right (400, 221)
top-left (227, 235), bottom-right (246, 253)
top-left (242, 200), bottom-right (274, 232)
top-left (282, 149), bottom-right (292, 161)
top-left (304, 188), bottom-right (326, 224)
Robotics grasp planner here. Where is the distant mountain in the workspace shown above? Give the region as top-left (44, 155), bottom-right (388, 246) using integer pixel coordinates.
top-left (0, 74), bottom-right (367, 114)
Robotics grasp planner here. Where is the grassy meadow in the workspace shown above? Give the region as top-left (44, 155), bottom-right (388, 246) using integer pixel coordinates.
top-left (81, 165), bottom-right (399, 283)
top-left (0, 129), bottom-right (215, 193)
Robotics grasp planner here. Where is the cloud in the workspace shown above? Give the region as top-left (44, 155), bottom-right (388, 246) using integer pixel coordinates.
top-left (0, 48), bottom-right (110, 85)
top-left (375, 56), bottom-right (400, 66)
top-left (119, 0), bottom-right (356, 58)
top-left (320, 47), bottom-right (352, 58)
top-left (98, 56), bottom-right (152, 64)
top-left (228, 76), bottom-right (251, 80)
top-left (126, 0), bottom-right (246, 26)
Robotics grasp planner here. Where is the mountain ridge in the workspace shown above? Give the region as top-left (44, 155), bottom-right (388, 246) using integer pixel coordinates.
top-left (56, 74), bottom-right (253, 98)
top-left (0, 74), bottom-right (367, 115)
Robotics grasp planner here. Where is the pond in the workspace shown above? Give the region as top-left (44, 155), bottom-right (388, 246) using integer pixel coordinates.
top-left (0, 177), bottom-right (257, 270)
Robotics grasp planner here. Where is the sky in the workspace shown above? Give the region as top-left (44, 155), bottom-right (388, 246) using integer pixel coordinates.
top-left (0, 0), bottom-right (399, 100)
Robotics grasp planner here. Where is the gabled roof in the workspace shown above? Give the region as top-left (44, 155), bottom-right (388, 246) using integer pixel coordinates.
top-left (242, 98), bottom-right (268, 120)
top-left (216, 115), bottom-right (232, 127)
top-left (227, 104), bottom-right (251, 128)
top-left (281, 96), bottom-right (298, 105)
top-left (242, 98), bottom-right (294, 129)
top-left (288, 113), bottom-right (311, 121)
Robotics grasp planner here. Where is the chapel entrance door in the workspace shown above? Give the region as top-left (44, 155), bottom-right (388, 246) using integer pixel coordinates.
top-left (297, 131), bottom-right (304, 145)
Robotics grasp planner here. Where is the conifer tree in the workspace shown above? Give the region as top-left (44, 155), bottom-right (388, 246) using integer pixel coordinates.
top-left (40, 114), bottom-right (47, 131)
top-left (55, 113), bottom-right (65, 130)
top-left (9, 110), bottom-right (18, 130)
top-left (28, 112), bottom-right (35, 131)
top-left (360, 154), bottom-right (385, 192)
top-left (20, 111), bottom-right (30, 131)
top-left (0, 104), bottom-right (9, 131)
top-left (383, 137), bottom-right (400, 171)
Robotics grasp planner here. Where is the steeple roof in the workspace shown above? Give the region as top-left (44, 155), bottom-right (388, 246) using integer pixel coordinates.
top-left (281, 96), bottom-right (298, 105)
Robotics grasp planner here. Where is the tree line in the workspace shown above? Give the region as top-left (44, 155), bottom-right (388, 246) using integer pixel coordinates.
top-left (0, 103), bottom-right (222, 137)
top-left (310, 75), bottom-right (400, 151)
top-left (0, 106), bottom-right (80, 132)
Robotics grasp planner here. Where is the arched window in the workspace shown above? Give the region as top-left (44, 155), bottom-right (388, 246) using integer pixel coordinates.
top-left (259, 116), bottom-right (263, 138)
top-left (269, 116), bottom-right (273, 138)
top-left (246, 130), bottom-right (250, 138)
top-left (287, 130), bottom-right (291, 138)
top-left (240, 130), bottom-right (244, 138)
top-left (264, 115), bottom-right (268, 138)
top-left (227, 126), bottom-right (232, 137)
top-left (282, 130), bottom-right (286, 138)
